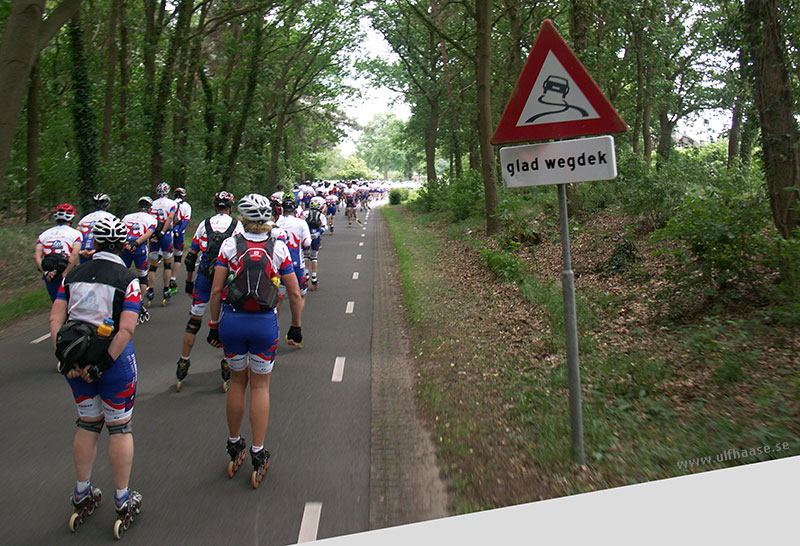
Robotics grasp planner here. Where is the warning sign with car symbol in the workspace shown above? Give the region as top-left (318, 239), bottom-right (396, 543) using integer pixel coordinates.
top-left (492, 19), bottom-right (626, 145)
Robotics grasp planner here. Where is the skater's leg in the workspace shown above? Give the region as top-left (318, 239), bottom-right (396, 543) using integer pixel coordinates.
top-left (73, 419), bottom-right (103, 482)
top-left (162, 259), bottom-right (173, 290)
top-left (248, 371), bottom-right (271, 447)
top-left (226, 368), bottom-right (249, 438)
top-left (107, 418), bottom-right (134, 491)
top-left (181, 313), bottom-right (203, 357)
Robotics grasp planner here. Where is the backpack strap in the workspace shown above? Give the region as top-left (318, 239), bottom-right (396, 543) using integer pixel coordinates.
top-left (223, 218), bottom-right (238, 238)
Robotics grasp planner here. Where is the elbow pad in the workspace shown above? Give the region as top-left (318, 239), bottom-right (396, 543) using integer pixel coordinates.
top-left (184, 251), bottom-right (197, 272)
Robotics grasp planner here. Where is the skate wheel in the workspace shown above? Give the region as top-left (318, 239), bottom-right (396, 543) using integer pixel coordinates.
top-left (146, 299), bottom-right (151, 308)
top-left (162, 299), bottom-right (167, 307)
top-left (251, 470), bottom-right (260, 489)
top-left (227, 460), bottom-right (236, 479)
top-left (113, 519), bottom-right (123, 540)
top-left (222, 380), bottom-right (229, 393)
top-left (176, 381), bottom-right (182, 393)
top-left (69, 512), bottom-right (80, 532)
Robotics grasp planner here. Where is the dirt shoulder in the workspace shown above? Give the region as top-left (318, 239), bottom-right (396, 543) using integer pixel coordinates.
top-left (369, 209), bottom-right (450, 528)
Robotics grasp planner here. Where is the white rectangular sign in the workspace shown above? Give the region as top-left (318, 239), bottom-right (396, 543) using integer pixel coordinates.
top-left (500, 135), bottom-right (617, 188)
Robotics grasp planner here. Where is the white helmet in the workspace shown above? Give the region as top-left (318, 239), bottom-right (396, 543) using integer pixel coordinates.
top-left (156, 182), bottom-right (170, 196)
top-left (237, 193), bottom-right (271, 223)
top-left (92, 216), bottom-right (128, 245)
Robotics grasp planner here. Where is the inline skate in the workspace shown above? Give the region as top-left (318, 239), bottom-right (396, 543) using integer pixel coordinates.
top-left (226, 437), bottom-right (247, 479)
top-left (250, 447), bottom-right (270, 489)
top-left (68, 485), bottom-right (101, 533)
top-left (112, 490), bottom-right (142, 540)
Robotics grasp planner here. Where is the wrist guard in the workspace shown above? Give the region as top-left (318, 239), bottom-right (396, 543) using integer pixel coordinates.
top-left (184, 251), bottom-right (197, 272)
top-left (185, 280), bottom-right (194, 294)
top-left (207, 325), bottom-right (220, 345)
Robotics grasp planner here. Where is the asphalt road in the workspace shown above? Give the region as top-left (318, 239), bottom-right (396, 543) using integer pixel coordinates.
top-left (0, 205), bottom-right (380, 545)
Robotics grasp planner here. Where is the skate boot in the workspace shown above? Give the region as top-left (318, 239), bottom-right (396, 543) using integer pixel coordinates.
top-left (220, 359), bottom-right (230, 393)
top-left (68, 484), bottom-right (102, 533)
top-left (161, 288), bottom-right (171, 307)
top-left (330, 225), bottom-right (334, 234)
top-left (310, 277), bottom-right (318, 291)
top-left (168, 279), bottom-right (178, 296)
top-left (250, 447), bottom-right (270, 489)
top-left (112, 490), bottom-right (142, 540)
top-left (286, 325), bottom-right (303, 348)
top-left (226, 437), bottom-right (247, 479)
top-left (145, 288), bottom-right (154, 308)
top-left (175, 357), bottom-right (190, 392)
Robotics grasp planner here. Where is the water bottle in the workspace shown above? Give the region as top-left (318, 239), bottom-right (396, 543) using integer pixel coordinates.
top-left (97, 317), bottom-right (114, 338)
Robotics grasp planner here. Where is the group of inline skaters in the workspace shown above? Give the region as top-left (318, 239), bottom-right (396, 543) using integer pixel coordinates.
top-left (35, 177), bottom-right (388, 539)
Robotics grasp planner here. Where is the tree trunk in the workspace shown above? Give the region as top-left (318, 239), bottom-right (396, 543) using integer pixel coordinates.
top-left (199, 66), bottom-right (215, 162)
top-left (745, 0), bottom-right (799, 239)
top-left (739, 105), bottom-right (758, 168)
top-left (100, 0), bottom-right (119, 162)
top-left (268, 109), bottom-right (287, 189)
top-left (69, 14), bottom-right (98, 211)
top-left (0, 0), bottom-right (82, 188)
top-left (26, 55), bottom-right (40, 223)
top-left (117, 0), bottom-right (129, 151)
top-left (727, 99), bottom-right (743, 170)
top-left (656, 110), bottom-right (674, 164)
top-left (424, 99), bottom-right (439, 185)
top-left (222, 22), bottom-right (263, 187)
top-left (476, 0), bottom-right (499, 235)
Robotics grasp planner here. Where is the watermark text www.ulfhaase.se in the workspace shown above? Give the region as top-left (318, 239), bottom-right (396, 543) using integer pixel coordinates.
top-left (677, 442), bottom-right (792, 470)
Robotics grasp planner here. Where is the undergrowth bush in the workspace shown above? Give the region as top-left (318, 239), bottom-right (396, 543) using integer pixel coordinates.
top-left (389, 187), bottom-right (409, 205)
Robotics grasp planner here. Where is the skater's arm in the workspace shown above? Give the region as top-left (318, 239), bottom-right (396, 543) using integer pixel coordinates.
top-left (107, 310), bottom-right (138, 360)
top-left (281, 272), bottom-right (302, 327)
top-left (208, 264), bottom-right (227, 324)
top-left (49, 298), bottom-right (68, 350)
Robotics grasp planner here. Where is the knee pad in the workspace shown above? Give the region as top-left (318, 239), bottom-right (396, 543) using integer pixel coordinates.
top-left (108, 421), bottom-right (133, 435)
top-left (173, 254), bottom-right (182, 263)
top-left (185, 317), bottom-right (201, 335)
top-left (76, 419), bottom-right (105, 434)
top-left (163, 263), bottom-right (172, 271)
top-left (149, 265), bottom-right (158, 273)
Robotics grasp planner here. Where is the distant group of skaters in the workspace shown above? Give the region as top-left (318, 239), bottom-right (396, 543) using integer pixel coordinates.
top-left (35, 179), bottom-right (388, 538)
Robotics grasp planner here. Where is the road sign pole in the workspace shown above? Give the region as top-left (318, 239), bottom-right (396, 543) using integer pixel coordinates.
top-left (557, 183), bottom-right (586, 465)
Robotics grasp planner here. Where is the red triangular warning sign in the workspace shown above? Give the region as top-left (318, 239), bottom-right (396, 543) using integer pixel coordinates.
top-left (492, 20), bottom-right (627, 145)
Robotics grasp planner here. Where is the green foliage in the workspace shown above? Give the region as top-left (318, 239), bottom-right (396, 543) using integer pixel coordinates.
top-left (445, 170), bottom-right (484, 221)
top-left (654, 168), bottom-right (771, 299)
top-left (335, 156), bottom-right (375, 180)
top-left (615, 150), bottom-right (685, 231)
top-left (480, 247), bottom-right (524, 283)
top-left (388, 187), bottom-right (409, 205)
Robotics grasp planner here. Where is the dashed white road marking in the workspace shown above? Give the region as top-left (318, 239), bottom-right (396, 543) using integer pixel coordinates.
top-left (356, 254), bottom-right (362, 260)
top-left (31, 333), bottom-right (51, 344)
top-left (352, 272), bottom-right (359, 280)
top-left (359, 242), bottom-right (364, 247)
top-left (332, 357), bottom-right (346, 382)
top-left (361, 234), bottom-right (365, 238)
top-left (362, 227), bottom-right (366, 230)
top-left (298, 502), bottom-right (323, 543)
top-left (345, 301), bottom-right (355, 314)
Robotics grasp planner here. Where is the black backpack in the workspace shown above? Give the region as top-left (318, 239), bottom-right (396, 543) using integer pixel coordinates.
top-left (306, 209), bottom-right (322, 229)
top-left (199, 218), bottom-right (239, 280)
top-left (224, 235), bottom-right (280, 311)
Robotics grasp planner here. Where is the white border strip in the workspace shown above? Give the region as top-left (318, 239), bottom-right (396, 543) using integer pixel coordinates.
top-left (332, 357), bottom-right (346, 383)
top-left (30, 333), bottom-right (51, 344)
top-left (297, 502), bottom-right (323, 543)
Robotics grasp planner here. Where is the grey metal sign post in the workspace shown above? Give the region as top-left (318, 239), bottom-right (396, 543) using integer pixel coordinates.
top-left (557, 182), bottom-right (585, 464)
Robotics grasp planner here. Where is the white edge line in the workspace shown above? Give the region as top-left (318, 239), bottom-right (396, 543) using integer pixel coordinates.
top-left (298, 502), bottom-right (323, 543)
top-left (31, 333), bottom-right (51, 344)
top-left (332, 356), bottom-right (345, 383)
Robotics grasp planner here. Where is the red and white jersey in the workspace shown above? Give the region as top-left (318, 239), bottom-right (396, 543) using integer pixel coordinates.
top-left (37, 225), bottom-right (82, 256)
top-left (276, 214), bottom-right (311, 263)
top-left (176, 200), bottom-right (192, 224)
top-left (310, 196), bottom-right (326, 210)
top-left (76, 210), bottom-right (116, 238)
top-left (217, 233), bottom-right (293, 278)
top-left (270, 191), bottom-right (284, 202)
top-left (121, 211), bottom-right (157, 239)
top-left (150, 197), bottom-right (178, 228)
top-left (190, 214), bottom-right (243, 254)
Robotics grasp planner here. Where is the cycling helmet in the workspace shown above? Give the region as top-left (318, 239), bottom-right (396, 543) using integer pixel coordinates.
top-left (156, 182), bottom-right (170, 196)
top-left (54, 203), bottom-right (76, 222)
top-left (92, 216), bottom-right (128, 246)
top-left (137, 196), bottom-right (153, 210)
top-left (93, 193), bottom-right (110, 209)
top-left (309, 200), bottom-right (323, 211)
top-left (214, 191), bottom-right (235, 208)
top-left (237, 193), bottom-right (272, 223)
top-left (173, 187), bottom-right (186, 199)
top-left (282, 192), bottom-right (298, 212)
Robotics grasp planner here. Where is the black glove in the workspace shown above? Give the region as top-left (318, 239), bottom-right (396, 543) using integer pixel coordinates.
top-left (88, 351), bottom-right (115, 381)
top-left (207, 325), bottom-right (220, 346)
top-left (287, 325), bottom-right (302, 344)
top-left (185, 280), bottom-right (194, 295)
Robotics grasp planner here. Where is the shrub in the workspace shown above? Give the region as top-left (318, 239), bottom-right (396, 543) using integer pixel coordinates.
top-left (389, 187), bottom-right (409, 205)
top-left (445, 170), bottom-right (485, 221)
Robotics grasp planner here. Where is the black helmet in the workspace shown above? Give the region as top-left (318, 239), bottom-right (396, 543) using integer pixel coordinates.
top-left (281, 192), bottom-right (297, 212)
top-left (137, 196), bottom-right (153, 210)
top-left (93, 193), bottom-right (110, 209)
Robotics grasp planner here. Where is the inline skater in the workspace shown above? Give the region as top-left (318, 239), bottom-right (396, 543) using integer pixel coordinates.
top-left (343, 182), bottom-right (360, 226)
top-left (175, 191), bottom-right (242, 392)
top-left (34, 203), bottom-right (82, 301)
top-left (76, 194), bottom-right (117, 264)
top-left (51, 216), bottom-right (142, 539)
top-left (146, 183), bottom-right (178, 307)
top-left (121, 197), bottom-right (157, 324)
top-left (206, 193), bottom-right (302, 488)
top-left (303, 197), bottom-right (327, 290)
top-left (275, 193), bottom-right (310, 347)
top-left (170, 187), bottom-right (192, 295)
top-left (325, 188), bottom-right (338, 234)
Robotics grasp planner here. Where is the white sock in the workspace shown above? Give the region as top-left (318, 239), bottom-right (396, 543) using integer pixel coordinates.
top-left (115, 488), bottom-right (129, 504)
top-left (76, 480), bottom-right (90, 494)
top-left (229, 436), bottom-right (240, 444)
top-left (252, 445), bottom-right (263, 453)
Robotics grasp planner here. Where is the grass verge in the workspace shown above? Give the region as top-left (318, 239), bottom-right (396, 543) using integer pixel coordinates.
top-left (383, 204), bottom-right (800, 511)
